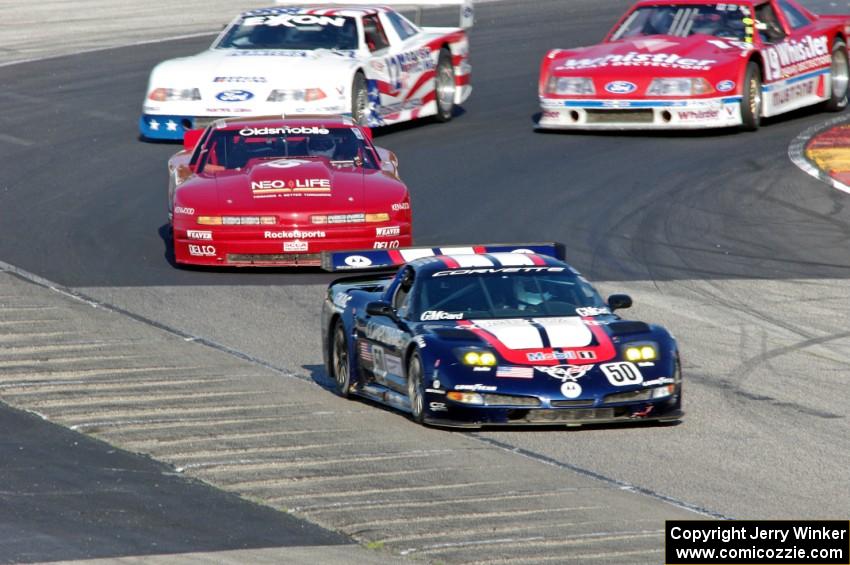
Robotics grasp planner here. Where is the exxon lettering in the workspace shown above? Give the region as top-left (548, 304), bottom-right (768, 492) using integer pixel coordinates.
top-left (242, 15), bottom-right (346, 28)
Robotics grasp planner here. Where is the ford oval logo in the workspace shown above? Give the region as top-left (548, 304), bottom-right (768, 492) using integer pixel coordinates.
top-left (604, 81), bottom-right (637, 94)
top-left (716, 80), bottom-right (735, 92)
top-left (215, 89), bottom-right (254, 102)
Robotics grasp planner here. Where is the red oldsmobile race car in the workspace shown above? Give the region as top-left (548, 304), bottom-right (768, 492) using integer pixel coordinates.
top-left (167, 115), bottom-right (412, 267)
top-left (538, 0), bottom-right (850, 130)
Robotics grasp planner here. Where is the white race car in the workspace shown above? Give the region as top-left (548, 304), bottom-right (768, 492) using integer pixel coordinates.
top-left (140, 1), bottom-right (473, 140)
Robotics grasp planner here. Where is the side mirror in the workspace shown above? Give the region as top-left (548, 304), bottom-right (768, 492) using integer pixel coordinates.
top-left (607, 294), bottom-right (632, 311)
top-left (183, 128), bottom-right (204, 152)
top-left (366, 301), bottom-right (398, 321)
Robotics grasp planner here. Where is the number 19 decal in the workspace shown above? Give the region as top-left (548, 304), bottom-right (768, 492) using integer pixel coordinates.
top-left (600, 362), bottom-right (643, 386)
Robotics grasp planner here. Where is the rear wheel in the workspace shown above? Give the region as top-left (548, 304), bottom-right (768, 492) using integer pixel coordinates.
top-left (407, 351), bottom-right (426, 424)
top-left (331, 320), bottom-right (352, 398)
top-left (740, 62), bottom-right (762, 131)
top-left (351, 72), bottom-right (369, 125)
top-left (434, 48), bottom-right (455, 122)
top-left (826, 38), bottom-right (850, 111)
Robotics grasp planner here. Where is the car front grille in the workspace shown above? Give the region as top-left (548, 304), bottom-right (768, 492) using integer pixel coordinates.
top-left (481, 394), bottom-right (541, 407)
top-left (550, 399), bottom-right (595, 407)
top-left (515, 408), bottom-right (616, 423)
top-left (585, 109), bottom-right (654, 124)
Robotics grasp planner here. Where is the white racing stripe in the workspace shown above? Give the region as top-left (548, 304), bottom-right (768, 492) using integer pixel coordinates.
top-left (488, 252), bottom-right (534, 266)
top-left (473, 319), bottom-right (543, 349)
top-left (399, 248), bottom-right (436, 261)
top-left (454, 255), bottom-right (494, 267)
top-left (438, 246), bottom-right (475, 255)
top-left (533, 317), bottom-right (593, 348)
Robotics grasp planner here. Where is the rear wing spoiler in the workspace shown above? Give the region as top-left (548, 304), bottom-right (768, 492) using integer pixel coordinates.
top-left (321, 242), bottom-right (565, 272)
top-left (273, 0), bottom-right (474, 29)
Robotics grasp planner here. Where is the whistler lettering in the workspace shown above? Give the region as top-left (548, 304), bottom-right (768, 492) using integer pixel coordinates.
top-left (764, 35), bottom-right (829, 81)
top-left (559, 52), bottom-right (715, 71)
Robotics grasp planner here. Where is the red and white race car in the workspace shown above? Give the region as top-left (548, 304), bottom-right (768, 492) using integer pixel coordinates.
top-left (167, 115), bottom-right (412, 267)
top-left (538, 0), bottom-right (850, 130)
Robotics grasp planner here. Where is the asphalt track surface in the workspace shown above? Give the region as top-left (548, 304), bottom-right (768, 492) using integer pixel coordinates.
top-left (2, 0), bottom-right (850, 562)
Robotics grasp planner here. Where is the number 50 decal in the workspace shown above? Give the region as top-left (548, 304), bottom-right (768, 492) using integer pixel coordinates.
top-left (600, 362), bottom-right (643, 386)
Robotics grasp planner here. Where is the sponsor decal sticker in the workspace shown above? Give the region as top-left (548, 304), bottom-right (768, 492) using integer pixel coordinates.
top-left (605, 81), bottom-right (637, 94)
top-left (344, 255), bottom-right (372, 268)
top-left (242, 14), bottom-right (347, 28)
top-left (188, 244), bottom-right (216, 257)
top-left (251, 179), bottom-right (331, 196)
top-left (429, 402), bottom-right (448, 411)
top-left (434, 267), bottom-right (565, 277)
top-left (454, 384), bottom-right (497, 392)
top-left (763, 35), bottom-right (829, 82)
top-left (600, 362), bottom-right (643, 386)
top-left (677, 109), bottom-right (720, 121)
top-left (264, 229), bottom-right (325, 239)
top-left (213, 76), bottom-right (266, 83)
top-left (772, 78), bottom-right (817, 108)
top-left (283, 241), bottom-right (308, 252)
top-left (215, 90), bottom-right (254, 102)
top-left (391, 202), bottom-right (410, 211)
top-left (239, 126), bottom-right (329, 136)
top-left (373, 240), bottom-right (400, 249)
top-left (575, 306), bottom-right (610, 317)
top-left (376, 226), bottom-right (401, 236)
top-left (716, 80), bottom-right (735, 92)
top-left (527, 351), bottom-right (576, 362)
top-left (186, 230), bottom-right (212, 240)
top-left (559, 52), bottom-right (715, 71)
top-left (174, 206), bottom-right (195, 215)
top-left (420, 310), bottom-right (463, 321)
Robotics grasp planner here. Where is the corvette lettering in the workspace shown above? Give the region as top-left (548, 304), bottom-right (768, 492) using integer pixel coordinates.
top-left (264, 230), bottom-right (326, 239)
top-left (559, 52), bottom-right (715, 71)
top-left (434, 267), bottom-right (565, 276)
top-left (241, 15), bottom-right (347, 28)
top-left (239, 126), bottom-right (329, 136)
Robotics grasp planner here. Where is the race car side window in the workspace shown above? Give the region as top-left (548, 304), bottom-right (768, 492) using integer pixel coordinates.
top-left (363, 15), bottom-right (390, 52)
top-left (755, 2), bottom-right (787, 43)
top-left (777, 0), bottom-right (810, 29)
top-left (189, 128), bottom-right (213, 170)
top-left (386, 11), bottom-right (419, 41)
top-left (393, 266), bottom-right (415, 316)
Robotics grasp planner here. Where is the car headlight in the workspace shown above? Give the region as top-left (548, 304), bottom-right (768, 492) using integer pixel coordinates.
top-left (311, 213), bottom-right (389, 224)
top-left (455, 349), bottom-right (497, 367)
top-left (646, 78), bottom-right (713, 96)
top-left (604, 384), bottom-right (674, 403)
top-left (148, 88), bottom-right (201, 101)
top-left (267, 88), bottom-right (327, 102)
top-left (196, 216), bottom-right (277, 225)
top-left (447, 391), bottom-right (485, 405)
top-left (623, 343), bottom-right (658, 362)
top-left (547, 76), bottom-right (595, 95)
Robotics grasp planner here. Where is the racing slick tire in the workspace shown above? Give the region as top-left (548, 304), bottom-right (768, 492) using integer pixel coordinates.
top-left (331, 320), bottom-right (353, 398)
top-left (351, 72), bottom-right (369, 125)
top-left (740, 62), bottom-right (762, 131)
top-left (434, 48), bottom-right (455, 123)
top-left (825, 38), bottom-right (850, 111)
top-left (407, 350), bottom-right (426, 424)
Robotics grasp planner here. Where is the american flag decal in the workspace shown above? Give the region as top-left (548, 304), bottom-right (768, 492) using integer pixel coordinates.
top-left (496, 366), bottom-right (534, 379)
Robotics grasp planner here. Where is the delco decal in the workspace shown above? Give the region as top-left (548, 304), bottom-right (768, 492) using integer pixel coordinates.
top-left (251, 179), bottom-right (331, 194)
top-left (215, 90), bottom-right (254, 102)
top-left (559, 53), bottom-right (715, 71)
top-left (188, 244), bottom-right (216, 257)
top-left (763, 35), bottom-right (829, 81)
top-left (241, 15), bottom-right (347, 28)
top-left (239, 126), bottom-right (329, 136)
top-left (605, 81), bottom-right (636, 94)
top-left (264, 230), bottom-right (326, 239)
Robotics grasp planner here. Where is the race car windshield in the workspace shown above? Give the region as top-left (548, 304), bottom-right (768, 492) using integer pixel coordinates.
top-left (412, 271), bottom-right (608, 321)
top-left (216, 14), bottom-right (358, 50)
top-left (200, 127), bottom-right (378, 171)
top-left (611, 4), bottom-right (749, 41)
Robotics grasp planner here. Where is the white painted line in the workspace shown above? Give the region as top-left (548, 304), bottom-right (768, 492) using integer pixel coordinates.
top-left (788, 115), bottom-right (850, 195)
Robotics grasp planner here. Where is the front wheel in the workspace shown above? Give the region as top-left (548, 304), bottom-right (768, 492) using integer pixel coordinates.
top-left (331, 320), bottom-right (352, 398)
top-left (740, 62), bottom-right (762, 131)
top-left (434, 48), bottom-right (455, 122)
top-left (351, 72), bottom-right (369, 125)
top-left (407, 351), bottom-right (426, 424)
top-left (825, 38), bottom-right (850, 111)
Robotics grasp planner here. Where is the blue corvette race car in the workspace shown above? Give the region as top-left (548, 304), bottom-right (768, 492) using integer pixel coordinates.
top-left (320, 243), bottom-right (683, 428)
